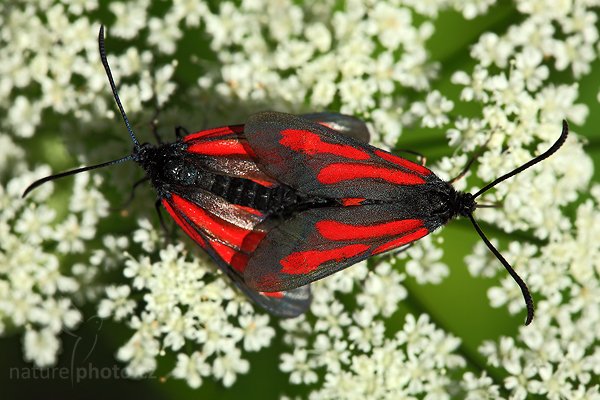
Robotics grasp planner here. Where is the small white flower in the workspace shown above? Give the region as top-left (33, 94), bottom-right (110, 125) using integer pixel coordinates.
top-left (513, 47), bottom-right (549, 91)
top-left (148, 15), bottom-right (183, 55)
top-left (471, 32), bottom-right (514, 68)
top-left (109, 1), bottom-right (149, 39)
top-left (212, 347), bottom-right (250, 387)
top-left (304, 22), bottom-right (331, 53)
top-left (53, 214), bottom-right (95, 253)
top-left (14, 204), bottom-right (55, 245)
top-left (357, 262), bottom-right (407, 317)
top-left (23, 328), bottom-right (60, 367)
top-left (312, 300), bottom-right (352, 339)
top-left (238, 314), bottom-right (274, 352)
top-left (117, 314), bottom-right (160, 377)
top-left (348, 311), bottom-right (384, 352)
top-left (133, 218), bottom-right (161, 253)
top-left (30, 297), bottom-right (81, 333)
top-left (7, 96), bottom-right (43, 138)
top-left (153, 62), bottom-right (178, 106)
top-left (410, 90), bottom-right (454, 128)
top-left (403, 236), bottom-right (449, 284)
top-left (280, 348), bottom-right (318, 385)
top-left (98, 285), bottom-right (136, 321)
top-left (462, 371), bottom-right (502, 400)
top-left (172, 352), bottom-right (210, 388)
top-left (123, 254), bottom-right (154, 290)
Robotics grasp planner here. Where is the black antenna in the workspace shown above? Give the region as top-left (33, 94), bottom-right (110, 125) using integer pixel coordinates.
top-left (22, 155), bottom-right (133, 198)
top-left (22, 26), bottom-right (139, 198)
top-left (98, 25), bottom-right (139, 147)
top-left (465, 121), bottom-right (569, 325)
top-left (473, 120), bottom-right (569, 199)
top-left (468, 214), bottom-right (534, 325)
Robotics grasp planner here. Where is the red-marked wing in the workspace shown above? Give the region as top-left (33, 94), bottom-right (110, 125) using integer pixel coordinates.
top-left (300, 112), bottom-right (370, 143)
top-left (183, 124), bottom-right (277, 187)
top-left (243, 204), bottom-right (430, 292)
top-left (162, 191), bottom-right (311, 317)
top-left (244, 112), bottom-right (434, 201)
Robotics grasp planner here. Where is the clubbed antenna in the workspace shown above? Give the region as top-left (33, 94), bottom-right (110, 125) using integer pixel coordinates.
top-left (467, 121), bottom-right (569, 325)
top-left (473, 120), bottom-right (568, 199)
top-left (468, 214), bottom-right (534, 325)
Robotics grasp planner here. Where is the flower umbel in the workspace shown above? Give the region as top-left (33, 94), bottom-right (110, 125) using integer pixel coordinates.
top-left (2, 0), bottom-right (599, 398)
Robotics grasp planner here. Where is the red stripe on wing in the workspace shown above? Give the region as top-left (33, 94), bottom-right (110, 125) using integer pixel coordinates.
top-left (234, 204), bottom-right (265, 217)
top-left (317, 163), bottom-right (426, 185)
top-left (373, 228), bottom-right (429, 254)
top-left (187, 139), bottom-right (256, 157)
top-left (171, 194), bottom-right (265, 252)
top-left (210, 240), bottom-right (249, 273)
top-left (280, 244), bottom-right (370, 275)
top-left (315, 122), bottom-right (335, 130)
top-left (280, 129), bottom-right (370, 160)
top-left (374, 149), bottom-right (431, 176)
top-left (162, 199), bottom-right (207, 248)
top-left (247, 177), bottom-right (277, 188)
top-left (260, 291), bottom-right (285, 298)
top-left (316, 219), bottom-right (422, 241)
top-left (341, 197), bottom-right (365, 206)
top-left (183, 124), bottom-right (244, 142)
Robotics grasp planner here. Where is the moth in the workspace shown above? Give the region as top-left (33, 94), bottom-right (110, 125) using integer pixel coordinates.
top-left (25, 26), bottom-right (569, 324)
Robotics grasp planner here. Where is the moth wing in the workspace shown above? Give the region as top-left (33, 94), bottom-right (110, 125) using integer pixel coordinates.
top-left (244, 111), bottom-right (434, 201)
top-left (243, 204), bottom-right (430, 292)
top-left (183, 124), bottom-right (277, 187)
top-left (300, 112), bottom-right (370, 143)
top-left (162, 191), bottom-right (311, 317)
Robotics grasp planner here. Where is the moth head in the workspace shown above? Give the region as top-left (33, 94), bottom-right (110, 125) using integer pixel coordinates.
top-left (430, 187), bottom-right (475, 222)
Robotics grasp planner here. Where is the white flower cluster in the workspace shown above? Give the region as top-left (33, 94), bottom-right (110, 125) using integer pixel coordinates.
top-left (400, 0), bottom-right (497, 19)
top-left (279, 262), bottom-right (466, 399)
top-left (450, 0), bottom-right (596, 294)
top-left (448, 1), bottom-right (600, 398)
top-left (399, 235), bottom-right (449, 284)
top-left (0, 162), bottom-right (108, 366)
top-left (447, 1), bottom-right (594, 237)
top-left (3, 0), bottom-right (600, 397)
top-left (200, 0), bottom-right (484, 147)
top-left (0, 0), bottom-right (184, 371)
top-left (98, 231), bottom-right (275, 388)
top-left (468, 187), bottom-right (600, 399)
top-left (0, 1), bottom-right (176, 140)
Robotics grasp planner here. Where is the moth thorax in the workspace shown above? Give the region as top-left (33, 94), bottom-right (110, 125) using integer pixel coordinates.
top-left (165, 159), bottom-right (198, 186)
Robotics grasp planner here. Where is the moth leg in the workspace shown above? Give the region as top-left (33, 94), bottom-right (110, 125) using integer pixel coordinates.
top-left (449, 133), bottom-right (496, 183)
top-left (372, 243), bottom-right (415, 267)
top-left (111, 176), bottom-right (150, 211)
top-left (150, 105), bottom-right (164, 144)
top-left (449, 157), bottom-right (475, 183)
top-left (449, 143), bottom-right (492, 183)
top-left (476, 201), bottom-right (503, 209)
top-left (154, 198), bottom-right (170, 235)
top-left (174, 126), bottom-right (190, 140)
top-left (394, 149), bottom-right (427, 166)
